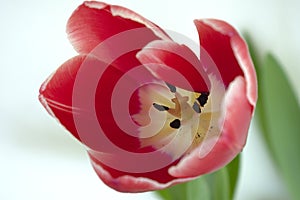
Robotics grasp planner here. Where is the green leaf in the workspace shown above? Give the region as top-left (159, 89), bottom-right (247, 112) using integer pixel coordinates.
top-left (258, 54), bottom-right (300, 199)
top-left (205, 155), bottom-right (240, 200)
top-left (226, 155), bottom-right (240, 199)
top-left (156, 176), bottom-right (210, 200)
top-left (244, 33), bottom-right (300, 199)
top-left (186, 177), bottom-right (210, 200)
top-left (156, 188), bottom-right (173, 200)
top-left (205, 168), bottom-right (229, 200)
top-left (243, 33), bottom-right (273, 150)
top-left (243, 33), bottom-right (261, 69)
top-left (156, 183), bottom-right (186, 200)
top-left (156, 155), bottom-right (240, 200)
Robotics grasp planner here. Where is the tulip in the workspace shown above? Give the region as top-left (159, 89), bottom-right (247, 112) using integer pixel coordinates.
top-left (39, 1), bottom-right (257, 192)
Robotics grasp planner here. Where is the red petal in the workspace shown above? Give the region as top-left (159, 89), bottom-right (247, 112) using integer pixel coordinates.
top-left (40, 54), bottom-right (143, 148)
top-left (194, 19), bottom-right (244, 87)
top-left (169, 76), bottom-right (252, 177)
top-left (40, 51), bottom-right (166, 151)
top-left (137, 40), bottom-right (210, 92)
top-left (195, 19), bottom-right (257, 106)
top-left (67, 1), bottom-right (170, 54)
top-left (89, 153), bottom-right (195, 192)
top-left (88, 151), bottom-right (181, 192)
top-left (39, 55), bottom-right (87, 141)
top-left (93, 50), bottom-right (160, 152)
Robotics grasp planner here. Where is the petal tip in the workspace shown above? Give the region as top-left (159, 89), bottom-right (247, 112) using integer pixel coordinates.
top-left (83, 1), bottom-right (108, 10)
top-left (194, 18), bottom-right (257, 109)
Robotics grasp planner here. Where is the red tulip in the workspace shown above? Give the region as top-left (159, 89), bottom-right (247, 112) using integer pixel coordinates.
top-left (39, 1), bottom-right (257, 192)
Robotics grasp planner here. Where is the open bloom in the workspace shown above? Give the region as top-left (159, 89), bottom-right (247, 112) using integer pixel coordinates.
top-left (39, 1), bottom-right (257, 192)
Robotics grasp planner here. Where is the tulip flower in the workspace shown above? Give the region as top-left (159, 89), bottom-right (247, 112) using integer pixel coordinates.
top-left (39, 1), bottom-right (257, 192)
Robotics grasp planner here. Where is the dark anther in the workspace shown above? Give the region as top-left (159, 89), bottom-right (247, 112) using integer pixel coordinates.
top-left (192, 102), bottom-right (201, 113)
top-left (197, 92), bottom-right (209, 107)
top-left (170, 119), bottom-right (181, 129)
top-left (153, 103), bottom-right (169, 111)
top-left (165, 82), bottom-right (176, 93)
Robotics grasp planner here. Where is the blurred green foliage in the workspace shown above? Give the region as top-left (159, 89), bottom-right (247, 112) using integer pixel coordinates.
top-left (156, 155), bottom-right (240, 200)
top-left (245, 34), bottom-right (300, 200)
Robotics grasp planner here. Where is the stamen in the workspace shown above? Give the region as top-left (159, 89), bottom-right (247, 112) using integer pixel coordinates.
top-left (170, 119), bottom-right (181, 129)
top-left (165, 82), bottom-right (176, 93)
top-left (153, 103), bottom-right (169, 111)
top-left (192, 101), bottom-right (201, 113)
top-left (196, 132), bottom-right (202, 138)
top-left (197, 92), bottom-right (209, 107)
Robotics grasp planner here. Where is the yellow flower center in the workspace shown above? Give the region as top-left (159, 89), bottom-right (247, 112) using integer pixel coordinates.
top-left (132, 74), bottom-right (224, 158)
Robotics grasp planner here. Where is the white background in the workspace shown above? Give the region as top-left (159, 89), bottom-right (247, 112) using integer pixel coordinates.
top-left (0, 0), bottom-right (299, 199)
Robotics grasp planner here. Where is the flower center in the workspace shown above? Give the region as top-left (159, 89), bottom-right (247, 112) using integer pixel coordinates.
top-left (152, 89), bottom-right (209, 131)
top-left (132, 75), bottom-right (224, 158)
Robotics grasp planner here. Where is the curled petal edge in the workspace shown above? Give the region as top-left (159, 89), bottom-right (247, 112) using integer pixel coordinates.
top-left (137, 40), bottom-right (210, 92)
top-left (67, 1), bottom-right (171, 54)
top-left (84, 1), bottom-right (171, 40)
top-left (194, 19), bottom-right (257, 108)
top-left (89, 152), bottom-right (194, 193)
